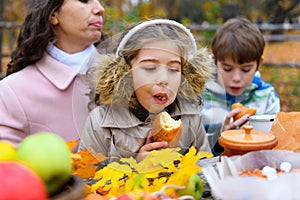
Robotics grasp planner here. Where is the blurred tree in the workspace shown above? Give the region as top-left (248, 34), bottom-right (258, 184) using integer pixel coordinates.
top-left (3, 0), bottom-right (25, 22)
top-left (2, 0), bottom-right (24, 53)
top-left (176, 0), bottom-right (204, 23)
top-left (152, 0), bottom-right (179, 19)
top-left (202, 0), bottom-right (222, 24)
top-left (265, 0), bottom-right (300, 23)
top-left (102, 0), bottom-right (140, 35)
top-left (139, 0), bottom-right (168, 19)
top-left (1, 0), bottom-right (300, 35)
top-left (264, 0), bottom-right (300, 34)
top-left (220, 2), bottom-right (241, 22)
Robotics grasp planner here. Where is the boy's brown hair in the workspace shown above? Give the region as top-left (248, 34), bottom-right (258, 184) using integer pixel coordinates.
top-left (212, 17), bottom-right (265, 66)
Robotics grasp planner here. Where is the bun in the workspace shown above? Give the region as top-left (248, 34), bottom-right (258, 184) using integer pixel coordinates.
top-left (152, 112), bottom-right (182, 147)
top-left (232, 103), bottom-right (256, 121)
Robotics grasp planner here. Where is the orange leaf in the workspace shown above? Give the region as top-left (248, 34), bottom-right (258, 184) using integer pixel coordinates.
top-left (72, 149), bottom-right (107, 180)
top-left (66, 139), bottom-right (79, 152)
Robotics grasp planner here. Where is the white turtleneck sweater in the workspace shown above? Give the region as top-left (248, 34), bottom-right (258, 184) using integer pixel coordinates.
top-left (47, 43), bottom-right (95, 72)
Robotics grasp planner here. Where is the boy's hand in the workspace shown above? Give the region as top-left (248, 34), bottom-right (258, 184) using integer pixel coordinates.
top-left (231, 103), bottom-right (256, 121)
top-left (221, 108), bottom-right (250, 132)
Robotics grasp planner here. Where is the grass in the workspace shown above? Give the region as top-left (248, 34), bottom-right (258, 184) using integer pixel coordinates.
top-left (260, 65), bottom-right (300, 112)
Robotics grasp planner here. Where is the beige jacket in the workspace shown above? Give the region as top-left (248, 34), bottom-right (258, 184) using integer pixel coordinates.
top-left (79, 98), bottom-right (211, 162)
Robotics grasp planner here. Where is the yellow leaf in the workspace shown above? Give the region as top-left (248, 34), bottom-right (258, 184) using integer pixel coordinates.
top-left (90, 146), bottom-right (209, 198)
top-left (107, 162), bottom-right (133, 174)
top-left (119, 157), bottom-right (137, 166)
top-left (197, 151), bottom-right (213, 159)
top-left (132, 148), bottom-right (182, 173)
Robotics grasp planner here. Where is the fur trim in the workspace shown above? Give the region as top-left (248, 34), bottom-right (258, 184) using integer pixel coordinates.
top-left (179, 47), bottom-right (213, 99)
top-left (94, 55), bottom-right (132, 105)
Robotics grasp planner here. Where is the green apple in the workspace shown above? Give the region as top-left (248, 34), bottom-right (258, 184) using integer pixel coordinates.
top-left (15, 132), bottom-right (72, 196)
top-left (0, 161), bottom-right (48, 200)
top-left (176, 174), bottom-right (204, 200)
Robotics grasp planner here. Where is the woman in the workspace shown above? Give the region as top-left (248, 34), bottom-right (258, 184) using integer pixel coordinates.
top-left (79, 19), bottom-right (213, 162)
top-left (0, 0), bottom-right (105, 150)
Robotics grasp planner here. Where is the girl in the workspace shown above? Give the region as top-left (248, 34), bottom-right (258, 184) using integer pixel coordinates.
top-left (79, 19), bottom-right (212, 162)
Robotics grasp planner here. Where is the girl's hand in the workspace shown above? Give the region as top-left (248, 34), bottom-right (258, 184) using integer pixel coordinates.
top-left (221, 108), bottom-right (249, 132)
top-left (136, 131), bottom-right (168, 162)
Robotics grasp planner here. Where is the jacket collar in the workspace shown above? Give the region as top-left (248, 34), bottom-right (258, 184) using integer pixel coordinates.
top-left (36, 52), bottom-right (78, 90)
top-left (99, 97), bottom-right (199, 128)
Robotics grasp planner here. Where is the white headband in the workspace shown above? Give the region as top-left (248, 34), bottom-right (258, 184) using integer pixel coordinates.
top-left (115, 19), bottom-right (197, 59)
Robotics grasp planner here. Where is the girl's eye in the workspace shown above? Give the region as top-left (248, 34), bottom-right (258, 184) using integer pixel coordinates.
top-left (169, 67), bottom-right (180, 72)
top-left (143, 65), bottom-right (156, 71)
top-left (79, 0), bottom-right (88, 3)
top-left (141, 65), bottom-right (180, 72)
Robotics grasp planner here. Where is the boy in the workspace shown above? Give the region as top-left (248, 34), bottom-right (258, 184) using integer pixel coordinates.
top-left (201, 17), bottom-right (280, 155)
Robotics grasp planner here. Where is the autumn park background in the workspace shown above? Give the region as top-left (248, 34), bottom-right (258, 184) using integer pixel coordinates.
top-left (0, 0), bottom-right (300, 111)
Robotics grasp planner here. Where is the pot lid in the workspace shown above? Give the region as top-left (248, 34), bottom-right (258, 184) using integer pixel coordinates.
top-left (219, 125), bottom-right (278, 150)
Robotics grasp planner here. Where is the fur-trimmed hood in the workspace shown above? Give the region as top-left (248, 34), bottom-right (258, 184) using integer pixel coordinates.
top-left (92, 47), bottom-right (213, 107)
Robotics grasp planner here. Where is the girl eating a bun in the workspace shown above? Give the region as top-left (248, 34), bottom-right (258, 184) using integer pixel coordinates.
top-left (79, 19), bottom-right (212, 162)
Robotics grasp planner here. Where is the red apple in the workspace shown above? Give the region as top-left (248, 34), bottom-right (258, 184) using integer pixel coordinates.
top-left (0, 161), bottom-right (48, 200)
top-left (117, 190), bottom-right (159, 200)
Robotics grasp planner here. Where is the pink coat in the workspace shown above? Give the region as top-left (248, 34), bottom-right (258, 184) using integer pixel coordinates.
top-left (0, 51), bottom-right (101, 148)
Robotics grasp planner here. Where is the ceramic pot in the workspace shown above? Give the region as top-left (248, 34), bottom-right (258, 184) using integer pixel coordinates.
top-left (218, 125), bottom-right (278, 157)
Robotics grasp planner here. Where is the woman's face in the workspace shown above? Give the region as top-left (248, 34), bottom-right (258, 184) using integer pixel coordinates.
top-left (130, 40), bottom-right (182, 114)
top-left (51, 0), bottom-right (105, 53)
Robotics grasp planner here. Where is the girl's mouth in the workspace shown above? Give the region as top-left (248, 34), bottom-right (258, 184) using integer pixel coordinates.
top-left (153, 93), bottom-right (168, 104)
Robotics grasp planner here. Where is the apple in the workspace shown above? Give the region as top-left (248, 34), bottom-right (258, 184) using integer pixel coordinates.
top-left (15, 132), bottom-right (72, 196)
top-left (176, 174), bottom-right (204, 200)
top-left (85, 193), bottom-right (109, 200)
top-left (0, 141), bottom-right (16, 160)
top-left (0, 161), bottom-right (48, 200)
top-left (116, 190), bottom-right (160, 200)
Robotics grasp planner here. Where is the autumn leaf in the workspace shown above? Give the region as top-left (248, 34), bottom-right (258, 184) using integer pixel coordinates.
top-left (88, 146), bottom-right (212, 197)
top-left (72, 149), bottom-right (107, 180)
top-left (129, 148), bottom-right (182, 173)
top-left (66, 139), bottom-right (79, 152)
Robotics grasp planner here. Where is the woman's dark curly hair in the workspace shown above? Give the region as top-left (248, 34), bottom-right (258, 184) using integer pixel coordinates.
top-left (6, 0), bottom-right (63, 75)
